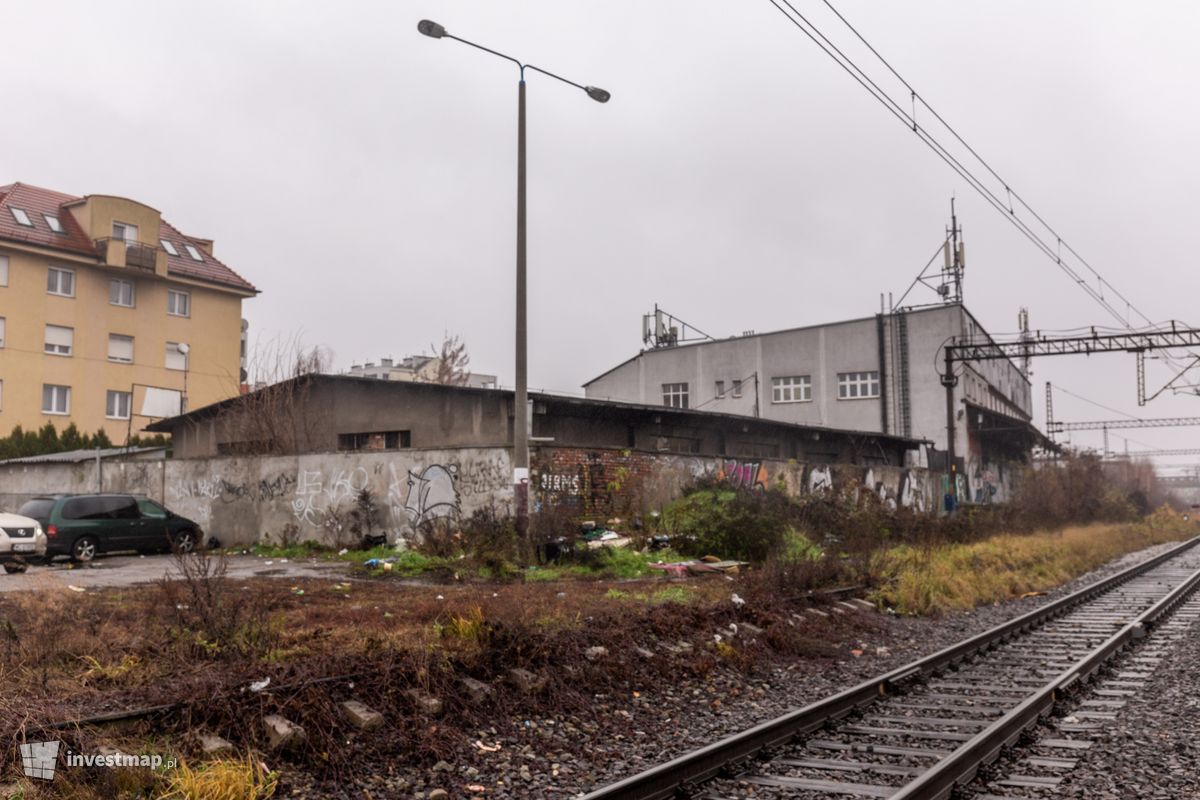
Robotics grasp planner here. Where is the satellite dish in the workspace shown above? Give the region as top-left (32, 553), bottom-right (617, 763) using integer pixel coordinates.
top-left (176, 343), bottom-right (190, 355)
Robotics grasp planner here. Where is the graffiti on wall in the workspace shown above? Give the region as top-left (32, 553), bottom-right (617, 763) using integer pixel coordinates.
top-left (402, 464), bottom-right (460, 525)
top-left (808, 465), bottom-right (833, 495)
top-left (717, 460), bottom-right (768, 492)
top-left (900, 470), bottom-right (927, 512)
top-left (291, 467), bottom-right (370, 526)
top-left (170, 473), bottom-right (298, 504)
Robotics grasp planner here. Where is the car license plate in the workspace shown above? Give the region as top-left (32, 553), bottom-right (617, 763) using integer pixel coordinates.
top-left (12, 543), bottom-right (35, 553)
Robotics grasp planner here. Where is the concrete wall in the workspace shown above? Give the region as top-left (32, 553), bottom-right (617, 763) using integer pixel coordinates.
top-left (0, 447), bottom-right (512, 547)
top-left (0, 443), bottom-right (1020, 548)
top-left (532, 446), bottom-right (951, 519)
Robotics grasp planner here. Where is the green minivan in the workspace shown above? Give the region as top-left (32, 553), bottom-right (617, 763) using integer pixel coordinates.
top-left (18, 494), bottom-right (202, 563)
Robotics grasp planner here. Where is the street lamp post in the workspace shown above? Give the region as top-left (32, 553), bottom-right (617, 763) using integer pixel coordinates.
top-left (418, 19), bottom-right (609, 537)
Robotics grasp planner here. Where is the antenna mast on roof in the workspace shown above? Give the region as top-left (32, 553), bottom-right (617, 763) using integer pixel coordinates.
top-left (890, 199), bottom-right (966, 311)
top-left (642, 304), bottom-right (715, 349)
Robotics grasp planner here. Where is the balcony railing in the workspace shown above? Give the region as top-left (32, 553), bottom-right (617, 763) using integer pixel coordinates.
top-left (94, 238), bottom-right (159, 271)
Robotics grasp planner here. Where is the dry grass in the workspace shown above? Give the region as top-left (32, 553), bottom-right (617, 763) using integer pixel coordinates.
top-left (872, 508), bottom-right (1196, 615)
top-left (158, 754), bottom-right (278, 800)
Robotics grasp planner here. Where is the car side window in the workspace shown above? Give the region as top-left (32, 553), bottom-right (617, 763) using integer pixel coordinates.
top-left (109, 496), bottom-right (141, 519)
top-left (137, 499), bottom-right (168, 519)
top-left (62, 497), bottom-right (108, 520)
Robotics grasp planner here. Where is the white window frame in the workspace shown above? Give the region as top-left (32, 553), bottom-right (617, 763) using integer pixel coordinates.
top-left (715, 380), bottom-right (725, 399)
top-left (837, 370), bottom-right (881, 400)
top-left (184, 244), bottom-right (204, 261)
top-left (110, 278), bottom-right (136, 307)
top-left (48, 266), bottom-right (75, 297)
top-left (10, 208), bottom-right (32, 227)
top-left (106, 390), bottom-right (132, 420)
top-left (160, 239), bottom-right (179, 256)
top-left (42, 384), bottom-right (70, 415)
top-left (662, 382), bottom-right (689, 409)
top-left (44, 325), bottom-right (73, 356)
top-left (771, 375), bottom-right (812, 403)
top-left (731, 379), bottom-right (743, 398)
top-left (0, 254), bottom-right (7, 286)
top-left (166, 342), bottom-right (188, 371)
top-left (108, 334), bottom-right (134, 364)
top-left (113, 221), bottom-right (138, 242)
top-left (167, 289), bottom-right (191, 317)
top-left (44, 214), bottom-right (64, 233)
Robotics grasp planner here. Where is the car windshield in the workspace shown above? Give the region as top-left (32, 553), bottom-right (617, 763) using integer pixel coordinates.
top-left (17, 499), bottom-right (54, 519)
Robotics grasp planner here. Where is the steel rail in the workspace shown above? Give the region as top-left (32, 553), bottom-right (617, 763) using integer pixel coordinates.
top-left (579, 535), bottom-right (1200, 800)
top-left (892, 555), bottom-right (1200, 800)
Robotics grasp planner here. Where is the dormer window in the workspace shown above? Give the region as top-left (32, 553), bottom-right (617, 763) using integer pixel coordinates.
top-left (160, 240), bottom-right (178, 256)
top-left (44, 214), bottom-right (64, 233)
top-left (113, 222), bottom-right (138, 243)
top-left (184, 244), bottom-right (204, 262)
top-left (10, 208), bottom-right (32, 227)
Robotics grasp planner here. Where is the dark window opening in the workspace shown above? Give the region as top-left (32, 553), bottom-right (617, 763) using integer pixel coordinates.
top-left (338, 430), bottom-right (411, 452)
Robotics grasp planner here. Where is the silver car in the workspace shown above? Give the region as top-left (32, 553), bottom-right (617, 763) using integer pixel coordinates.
top-left (0, 512), bottom-right (48, 573)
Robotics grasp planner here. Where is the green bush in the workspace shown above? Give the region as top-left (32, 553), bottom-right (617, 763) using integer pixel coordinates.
top-left (661, 482), bottom-right (796, 562)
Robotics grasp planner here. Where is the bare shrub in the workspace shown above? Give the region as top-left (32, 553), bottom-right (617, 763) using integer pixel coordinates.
top-left (160, 549), bottom-right (277, 657)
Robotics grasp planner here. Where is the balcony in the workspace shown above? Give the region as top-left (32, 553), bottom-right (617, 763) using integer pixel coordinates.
top-left (94, 238), bottom-right (166, 274)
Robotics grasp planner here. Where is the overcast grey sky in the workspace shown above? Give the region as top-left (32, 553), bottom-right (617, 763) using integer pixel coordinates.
top-left (6, 1), bottom-right (1200, 466)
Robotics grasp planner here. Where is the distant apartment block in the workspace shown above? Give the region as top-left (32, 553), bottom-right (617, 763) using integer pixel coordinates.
top-left (347, 356), bottom-right (497, 389)
top-left (0, 182), bottom-right (257, 441)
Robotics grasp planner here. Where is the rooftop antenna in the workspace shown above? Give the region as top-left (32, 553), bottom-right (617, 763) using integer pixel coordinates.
top-left (890, 199), bottom-right (965, 312)
top-left (641, 304), bottom-right (716, 349)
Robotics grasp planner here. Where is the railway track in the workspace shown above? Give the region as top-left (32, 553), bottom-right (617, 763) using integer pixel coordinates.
top-left (581, 536), bottom-right (1200, 800)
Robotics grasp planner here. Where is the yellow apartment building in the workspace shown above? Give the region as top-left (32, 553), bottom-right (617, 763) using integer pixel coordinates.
top-left (0, 182), bottom-right (257, 443)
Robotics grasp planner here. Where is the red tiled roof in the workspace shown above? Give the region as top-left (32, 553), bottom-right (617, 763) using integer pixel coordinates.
top-left (0, 182), bottom-right (257, 293)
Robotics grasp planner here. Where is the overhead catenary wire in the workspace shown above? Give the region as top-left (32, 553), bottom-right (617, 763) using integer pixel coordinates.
top-left (765, 0), bottom-right (1200, 384)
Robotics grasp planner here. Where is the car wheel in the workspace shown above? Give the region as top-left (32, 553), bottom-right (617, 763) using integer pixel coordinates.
top-left (173, 529), bottom-right (196, 554)
top-left (72, 536), bottom-right (98, 563)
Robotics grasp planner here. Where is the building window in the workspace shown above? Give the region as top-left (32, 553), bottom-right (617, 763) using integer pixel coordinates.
top-left (0, 254), bottom-right (7, 286)
top-left (772, 375), bottom-right (812, 403)
top-left (715, 380), bottom-right (725, 398)
top-left (837, 370), bottom-right (881, 399)
top-left (44, 325), bottom-right (73, 356)
top-left (42, 384), bottom-right (70, 415)
top-left (113, 221), bottom-right (138, 242)
top-left (44, 214), bottom-right (64, 233)
top-left (184, 244), bottom-right (204, 262)
top-left (160, 239), bottom-right (178, 256)
top-left (110, 279), bottom-right (135, 307)
top-left (10, 208), bottom-right (32, 227)
top-left (108, 334), bottom-right (134, 363)
top-left (337, 431), bottom-right (411, 451)
top-left (165, 342), bottom-right (188, 371)
top-left (731, 379), bottom-right (743, 398)
top-left (662, 382), bottom-right (689, 409)
top-left (167, 289), bottom-right (190, 317)
top-left (0, 317), bottom-right (5, 348)
top-left (106, 390), bottom-right (132, 420)
top-left (47, 266), bottom-right (75, 297)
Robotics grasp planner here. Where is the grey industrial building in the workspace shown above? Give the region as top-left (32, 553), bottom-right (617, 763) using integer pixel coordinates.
top-left (147, 374), bottom-right (925, 467)
top-left (583, 303), bottom-right (1043, 502)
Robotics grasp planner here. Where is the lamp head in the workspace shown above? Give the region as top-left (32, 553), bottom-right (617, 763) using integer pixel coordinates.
top-left (417, 19), bottom-right (447, 38)
top-left (585, 86), bottom-right (611, 103)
